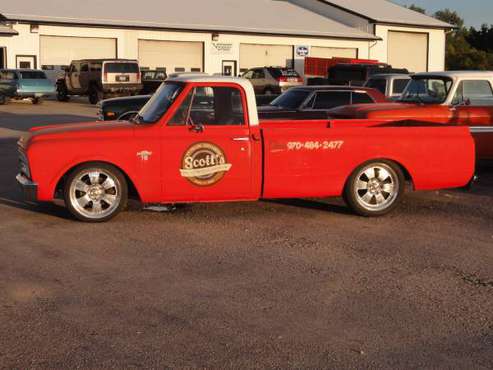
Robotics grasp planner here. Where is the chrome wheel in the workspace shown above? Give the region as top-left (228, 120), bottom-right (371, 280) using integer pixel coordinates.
top-left (68, 169), bottom-right (121, 220)
top-left (354, 164), bottom-right (399, 212)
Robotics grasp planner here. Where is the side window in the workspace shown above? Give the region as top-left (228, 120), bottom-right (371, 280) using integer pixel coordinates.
top-left (252, 69), bottom-right (265, 79)
top-left (90, 63), bottom-right (102, 72)
top-left (312, 91), bottom-right (351, 109)
top-left (351, 92), bottom-right (373, 104)
top-left (70, 63), bottom-right (80, 73)
top-left (453, 80), bottom-right (493, 106)
top-left (366, 79), bottom-right (387, 95)
top-left (169, 86), bottom-right (245, 126)
top-left (243, 70), bottom-right (254, 79)
top-left (80, 63), bottom-right (89, 72)
top-left (392, 79), bottom-right (410, 95)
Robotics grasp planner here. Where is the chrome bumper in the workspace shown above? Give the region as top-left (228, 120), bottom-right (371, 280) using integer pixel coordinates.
top-left (16, 174), bottom-right (38, 201)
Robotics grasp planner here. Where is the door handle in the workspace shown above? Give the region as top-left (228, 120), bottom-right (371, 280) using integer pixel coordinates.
top-left (231, 136), bottom-right (250, 142)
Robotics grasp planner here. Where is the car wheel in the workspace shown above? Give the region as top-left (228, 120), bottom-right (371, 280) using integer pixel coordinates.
top-left (0, 95), bottom-right (6, 105)
top-left (264, 88), bottom-right (274, 96)
top-left (32, 97), bottom-right (42, 105)
top-left (57, 84), bottom-right (69, 102)
top-left (344, 160), bottom-right (405, 217)
top-left (64, 163), bottom-right (128, 222)
top-left (88, 87), bottom-right (103, 105)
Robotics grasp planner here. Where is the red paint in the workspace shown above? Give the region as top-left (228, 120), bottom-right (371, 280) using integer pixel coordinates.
top-left (22, 80), bottom-right (476, 206)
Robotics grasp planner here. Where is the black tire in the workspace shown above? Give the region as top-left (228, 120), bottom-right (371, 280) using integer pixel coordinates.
top-left (64, 163), bottom-right (128, 222)
top-left (264, 88), bottom-right (274, 96)
top-left (32, 97), bottom-right (42, 105)
top-left (0, 95), bottom-right (6, 105)
top-left (56, 83), bottom-right (69, 102)
top-left (344, 160), bottom-right (405, 217)
top-left (88, 86), bottom-right (103, 105)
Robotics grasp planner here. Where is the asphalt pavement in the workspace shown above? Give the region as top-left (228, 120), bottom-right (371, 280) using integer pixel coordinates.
top-left (0, 99), bottom-right (492, 369)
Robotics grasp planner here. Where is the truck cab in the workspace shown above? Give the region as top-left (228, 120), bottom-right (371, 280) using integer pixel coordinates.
top-left (17, 76), bottom-right (475, 222)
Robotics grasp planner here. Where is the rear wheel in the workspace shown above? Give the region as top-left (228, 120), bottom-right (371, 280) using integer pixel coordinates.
top-left (88, 86), bottom-right (103, 105)
top-left (32, 97), bottom-right (42, 105)
top-left (0, 95), bottom-right (6, 105)
top-left (64, 163), bottom-right (128, 222)
top-left (56, 83), bottom-right (69, 102)
top-left (264, 88), bottom-right (274, 96)
top-left (344, 160), bottom-right (405, 217)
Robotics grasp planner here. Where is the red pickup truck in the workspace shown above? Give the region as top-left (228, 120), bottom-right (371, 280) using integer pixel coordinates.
top-left (328, 71), bottom-right (493, 160)
top-left (17, 76), bottom-right (475, 222)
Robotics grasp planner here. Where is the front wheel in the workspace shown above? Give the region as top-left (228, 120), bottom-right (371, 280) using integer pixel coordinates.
top-left (56, 83), bottom-right (69, 102)
top-left (0, 95), bottom-right (6, 105)
top-left (88, 87), bottom-right (103, 105)
top-left (32, 97), bottom-right (42, 105)
top-left (344, 160), bottom-right (405, 217)
top-left (64, 163), bottom-right (128, 222)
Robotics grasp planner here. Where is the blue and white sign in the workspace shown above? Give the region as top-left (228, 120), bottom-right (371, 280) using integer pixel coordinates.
top-left (296, 45), bottom-right (310, 57)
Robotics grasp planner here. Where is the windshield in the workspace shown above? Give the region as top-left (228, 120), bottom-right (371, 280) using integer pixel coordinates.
top-left (270, 89), bottom-right (311, 109)
top-left (400, 77), bottom-right (452, 104)
top-left (135, 82), bottom-right (183, 124)
top-left (19, 71), bottom-right (47, 79)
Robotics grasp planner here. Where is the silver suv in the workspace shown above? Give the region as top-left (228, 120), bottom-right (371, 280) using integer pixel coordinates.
top-left (242, 67), bottom-right (303, 95)
top-left (364, 73), bottom-right (411, 100)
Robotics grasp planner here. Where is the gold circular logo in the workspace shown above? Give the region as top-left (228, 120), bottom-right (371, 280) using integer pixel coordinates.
top-left (180, 142), bottom-right (232, 186)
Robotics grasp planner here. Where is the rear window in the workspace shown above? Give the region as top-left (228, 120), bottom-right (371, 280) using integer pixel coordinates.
top-left (268, 68), bottom-right (300, 79)
top-left (19, 71), bottom-right (47, 79)
top-left (352, 92), bottom-right (374, 104)
top-left (330, 68), bottom-right (366, 83)
top-left (104, 63), bottom-right (139, 73)
top-left (366, 79), bottom-right (387, 95)
top-left (270, 89), bottom-right (311, 109)
top-left (312, 91), bottom-right (351, 109)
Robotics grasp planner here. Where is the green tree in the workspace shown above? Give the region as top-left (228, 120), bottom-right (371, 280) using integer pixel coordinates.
top-left (407, 4), bottom-right (426, 14)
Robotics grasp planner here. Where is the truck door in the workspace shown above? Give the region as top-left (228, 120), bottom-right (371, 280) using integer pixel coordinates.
top-left (161, 83), bottom-right (259, 202)
top-left (68, 62), bottom-right (81, 92)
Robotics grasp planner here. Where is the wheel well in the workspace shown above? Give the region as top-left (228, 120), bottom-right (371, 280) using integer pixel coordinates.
top-left (346, 158), bottom-right (415, 190)
top-left (54, 161), bottom-right (141, 200)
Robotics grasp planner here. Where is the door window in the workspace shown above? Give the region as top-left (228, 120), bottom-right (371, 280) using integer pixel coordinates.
top-left (452, 80), bottom-right (493, 106)
top-left (243, 70), bottom-right (254, 79)
top-left (312, 91), bottom-right (351, 109)
top-left (70, 63), bottom-right (80, 73)
top-left (252, 69), bottom-right (265, 79)
top-left (169, 86), bottom-right (245, 126)
top-left (80, 63), bottom-right (89, 72)
top-left (366, 79), bottom-right (387, 95)
top-left (351, 92), bottom-right (373, 104)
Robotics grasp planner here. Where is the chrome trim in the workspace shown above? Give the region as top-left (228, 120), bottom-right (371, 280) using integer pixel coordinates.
top-left (470, 126), bottom-right (493, 134)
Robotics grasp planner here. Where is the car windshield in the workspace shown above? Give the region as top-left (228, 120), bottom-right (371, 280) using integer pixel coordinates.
top-left (134, 82), bottom-right (183, 124)
top-left (269, 89), bottom-right (311, 109)
top-left (19, 71), bottom-right (47, 79)
top-left (400, 77), bottom-right (452, 104)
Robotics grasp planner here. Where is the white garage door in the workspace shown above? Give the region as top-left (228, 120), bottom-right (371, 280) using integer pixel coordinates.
top-left (240, 44), bottom-right (293, 72)
top-left (310, 46), bottom-right (357, 59)
top-left (138, 40), bottom-right (203, 73)
top-left (388, 31), bottom-right (428, 73)
top-left (40, 36), bottom-right (116, 66)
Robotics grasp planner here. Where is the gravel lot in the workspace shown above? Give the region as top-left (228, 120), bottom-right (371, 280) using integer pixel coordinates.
top-left (0, 99), bottom-right (492, 369)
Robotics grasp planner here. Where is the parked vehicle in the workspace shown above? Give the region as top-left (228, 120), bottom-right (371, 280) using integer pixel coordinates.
top-left (242, 67), bottom-right (303, 95)
top-left (141, 70), bottom-right (167, 94)
top-left (56, 59), bottom-right (143, 105)
top-left (328, 71), bottom-right (493, 160)
top-left (258, 86), bottom-right (387, 120)
top-left (327, 64), bottom-right (410, 86)
top-left (364, 74), bottom-right (411, 99)
top-left (17, 76), bottom-right (475, 222)
top-left (304, 57), bottom-right (381, 85)
top-left (0, 69), bottom-right (56, 104)
top-left (41, 65), bottom-right (68, 86)
top-left (98, 95), bottom-right (152, 121)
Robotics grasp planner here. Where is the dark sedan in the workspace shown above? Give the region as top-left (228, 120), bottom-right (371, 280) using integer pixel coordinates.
top-left (258, 86), bottom-right (387, 120)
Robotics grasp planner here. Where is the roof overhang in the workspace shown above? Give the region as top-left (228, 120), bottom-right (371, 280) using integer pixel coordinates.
top-left (1, 13), bottom-right (380, 41)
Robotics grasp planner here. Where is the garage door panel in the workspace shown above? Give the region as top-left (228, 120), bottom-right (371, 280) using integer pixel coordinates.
top-left (240, 44), bottom-right (293, 71)
top-left (310, 46), bottom-right (357, 59)
top-left (388, 31), bottom-right (428, 73)
top-left (139, 40), bottom-right (203, 73)
top-left (40, 36), bottom-right (116, 66)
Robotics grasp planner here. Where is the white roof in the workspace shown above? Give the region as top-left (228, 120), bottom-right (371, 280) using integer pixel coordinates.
top-left (413, 71), bottom-right (493, 79)
top-left (322, 0), bottom-right (452, 28)
top-left (0, 0), bottom-right (378, 40)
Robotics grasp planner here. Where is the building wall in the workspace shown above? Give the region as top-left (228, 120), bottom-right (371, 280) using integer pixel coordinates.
top-left (0, 23), bottom-right (372, 76)
top-left (373, 24), bottom-right (446, 72)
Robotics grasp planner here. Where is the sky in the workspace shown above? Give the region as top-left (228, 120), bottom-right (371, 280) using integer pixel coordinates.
top-left (393, 0), bottom-right (493, 28)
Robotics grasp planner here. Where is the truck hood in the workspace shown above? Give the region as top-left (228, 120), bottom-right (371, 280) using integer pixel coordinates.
top-left (29, 120), bottom-right (135, 141)
top-left (327, 102), bottom-right (448, 119)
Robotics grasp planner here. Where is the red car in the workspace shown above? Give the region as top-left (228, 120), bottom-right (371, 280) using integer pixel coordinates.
top-left (17, 76), bottom-right (475, 222)
top-left (328, 71), bottom-right (493, 160)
